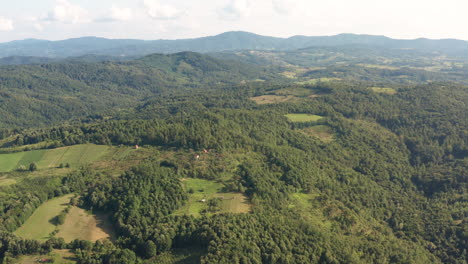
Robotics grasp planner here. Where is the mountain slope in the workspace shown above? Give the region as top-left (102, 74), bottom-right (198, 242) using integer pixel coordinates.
top-left (0, 52), bottom-right (278, 128)
top-left (1, 31), bottom-right (467, 58)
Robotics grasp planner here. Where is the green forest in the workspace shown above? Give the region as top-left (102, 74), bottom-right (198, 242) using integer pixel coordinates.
top-left (0, 46), bottom-right (466, 264)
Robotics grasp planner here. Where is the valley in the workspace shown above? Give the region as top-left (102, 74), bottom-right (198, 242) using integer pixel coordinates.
top-left (0, 32), bottom-right (466, 264)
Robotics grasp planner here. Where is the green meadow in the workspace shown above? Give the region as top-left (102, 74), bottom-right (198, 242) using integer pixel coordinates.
top-left (285, 113), bottom-right (324, 123)
top-left (0, 144), bottom-right (112, 172)
top-left (299, 125), bottom-right (334, 143)
top-left (14, 194), bottom-right (74, 241)
top-left (369, 87), bottom-right (397, 95)
top-left (174, 178), bottom-right (251, 217)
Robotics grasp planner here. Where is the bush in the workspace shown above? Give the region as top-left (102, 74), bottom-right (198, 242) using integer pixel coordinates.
top-left (29, 162), bottom-right (38, 172)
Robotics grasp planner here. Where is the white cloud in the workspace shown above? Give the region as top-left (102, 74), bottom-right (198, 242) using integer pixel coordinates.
top-left (33, 23), bottom-right (44, 32)
top-left (143, 0), bottom-right (183, 20)
top-left (111, 6), bottom-right (133, 21)
top-left (219, 0), bottom-right (251, 20)
top-left (0, 17), bottom-right (13, 31)
top-left (45, 0), bottom-right (90, 24)
top-left (96, 5), bottom-right (133, 22)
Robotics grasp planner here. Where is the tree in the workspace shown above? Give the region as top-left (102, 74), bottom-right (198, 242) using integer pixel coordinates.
top-left (108, 249), bottom-right (138, 264)
top-left (29, 163), bottom-right (37, 172)
top-left (143, 240), bottom-right (157, 259)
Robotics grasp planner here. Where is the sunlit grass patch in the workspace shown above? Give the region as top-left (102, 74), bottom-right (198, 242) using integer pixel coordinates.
top-left (285, 114), bottom-right (324, 123)
top-left (369, 87), bottom-right (397, 95)
top-left (299, 125), bottom-right (334, 143)
top-left (174, 178), bottom-right (251, 217)
top-left (250, 95), bottom-right (299, 104)
top-left (16, 249), bottom-right (76, 264)
top-left (57, 206), bottom-right (115, 242)
top-left (0, 144), bottom-right (117, 172)
top-left (15, 194), bottom-right (74, 241)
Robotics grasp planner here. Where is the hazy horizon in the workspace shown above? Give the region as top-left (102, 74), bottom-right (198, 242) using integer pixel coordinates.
top-left (1, 0), bottom-right (467, 43)
top-left (2, 30), bottom-right (468, 44)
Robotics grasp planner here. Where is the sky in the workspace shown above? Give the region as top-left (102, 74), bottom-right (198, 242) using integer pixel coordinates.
top-left (0, 0), bottom-right (467, 42)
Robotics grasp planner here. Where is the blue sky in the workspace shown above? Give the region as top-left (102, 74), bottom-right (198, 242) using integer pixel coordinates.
top-left (0, 0), bottom-right (467, 42)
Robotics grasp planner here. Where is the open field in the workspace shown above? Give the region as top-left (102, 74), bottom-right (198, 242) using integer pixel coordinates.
top-left (289, 193), bottom-right (332, 231)
top-left (90, 146), bottom-right (152, 176)
top-left (15, 249), bottom-right (76, 264)
top-left (15, 193), bottom-right (115, 243)
top-left (14, 194), bottom-right (74, 241)
top-left (353, 120), bottom-right (398, 140)
top-left (57, 206), bottom-right (115, 242)
top-left (250, 86), bottom-right (330, 105)
top-left (250, 94), bottom-right (299, 105)
top-left (285, 114), bottom-right (324, 123)
top-left (295, 77), bottom-right (341, 85)
top-left (0, 175), bottom-right (17, 186)
top-left (299, 125), bottom-right (334, 143)
top-left (0, 167), bottom-right (75, 187)
top-left (174, 178), bottom-right (251, 217)
top-left (0, 144), bottom-right (112, 172)
top-left (273, 87), bottom-right (317, 97)
top-left (280, 71), bottom-right (297, 78)
top-left (369, 87), bottom-right (397, 95)
top-left (357, 64), bottom-right (400, 70)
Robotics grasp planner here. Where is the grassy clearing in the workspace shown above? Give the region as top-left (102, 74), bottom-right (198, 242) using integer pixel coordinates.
top-left (357, 64), bottom-right (400, 70)
top-left (15, 194), bottom-right (74, 241)
top-left (0, 176), bottom-right (17, 186)
top-left (295, 77), bottom-right (340, 85)
top-left (16, 249), bottom-right (76, 264)
top-left (250, 86), bottom-right (328, 105)
top-left (57, 206), bottom-right (115, 242)
top-left (285, 114), bottom-right (324, 123)
top-left (250, 95), bottom-right (299, 105)
top-left (17, 150), bottom-right (46, 168)
top-left (0, 144), bottom-right (114, 172)
top-left (15, 194), bottom-right (115, 243)
top-left (280, 71), bottom-right (297, 78)
top-left (174, 178), bottom-right (251, 217)
top-left (369, 87), bottom-right (397, 95)
top-left (0, 152), bottom-right (25, 172)
top-left (289, 193), bottom-right (332, 230)
top-left (90, 146), bottom-right (152, 176)
top-left (37, 144), bottom-right (111, 169)
top-left (299, 125), bottom-right (334, 143)
top-left (353, 120), bottom-right (398, 140)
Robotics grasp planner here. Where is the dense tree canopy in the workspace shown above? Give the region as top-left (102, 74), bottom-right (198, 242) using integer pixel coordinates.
top-left (0, 50), bottom-right (466, 263)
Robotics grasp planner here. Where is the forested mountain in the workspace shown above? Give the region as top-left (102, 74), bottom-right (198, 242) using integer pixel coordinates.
top-left (1, 31), bottom-right (467, 58)
top-left (0, 37), bottom-right (466, 264)
top-left (0, 55), bottom-right (138, 65)
top-left (1, 43), bottom-right (467, 129)
top-left (0, 52), bottom-right (280, 128)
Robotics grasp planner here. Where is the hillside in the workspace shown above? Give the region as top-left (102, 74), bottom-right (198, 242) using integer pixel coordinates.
top-left (211, 45), bottom-right (468, 84)
top-left (0, 52), bottom-right (279, 128)
top-left (1, 31), bottom-right (467, 58)
top-left (0, 37), bottom-right (466, 264)
top-left (0, 78), bottom-right (466, 263)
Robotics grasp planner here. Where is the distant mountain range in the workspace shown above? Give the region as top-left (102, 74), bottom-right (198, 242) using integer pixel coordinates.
top-left (1, 31), bottom-right (468, 59)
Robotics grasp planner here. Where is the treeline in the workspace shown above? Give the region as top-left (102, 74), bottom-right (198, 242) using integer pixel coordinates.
top-left (0, 176), bottom-right (69, 232)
